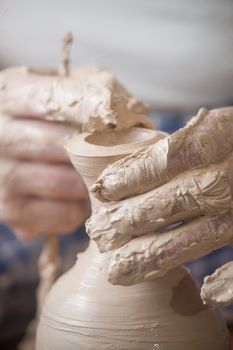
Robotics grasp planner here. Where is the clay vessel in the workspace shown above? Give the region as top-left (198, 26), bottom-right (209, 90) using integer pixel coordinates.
top-left (36, 127), bottom-right (230, 350)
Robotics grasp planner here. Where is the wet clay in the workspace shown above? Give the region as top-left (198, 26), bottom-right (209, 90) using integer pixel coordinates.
top-left (36, 127), bottom-right (230, 350)
top-left (170, 275), bottom-right (207, 317)
top-left (59, 32), bottom-right (73, 76)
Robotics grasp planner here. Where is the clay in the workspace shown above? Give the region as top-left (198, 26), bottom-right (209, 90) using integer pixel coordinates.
top-left (36, 127), bottom-right (230, 350)
top-left (201, 261), bottom-right (233, 307)
top-left (59, 32), bottom-right (73, 76)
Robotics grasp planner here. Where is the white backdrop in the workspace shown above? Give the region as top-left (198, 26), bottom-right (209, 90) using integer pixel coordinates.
top-left (1, 0), bottom-right (233, 112)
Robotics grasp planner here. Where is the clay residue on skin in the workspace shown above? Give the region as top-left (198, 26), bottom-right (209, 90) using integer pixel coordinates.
top-left (108, 210), bottom-right (233, 286)
top-left (0, 65), bottom-right (153, 133)
top-left (87, 168), bottom-right (232, 252)
top-left (201, 261), bottom-right (233, 307)
top-left (91, 107), bottom-right (233, 202)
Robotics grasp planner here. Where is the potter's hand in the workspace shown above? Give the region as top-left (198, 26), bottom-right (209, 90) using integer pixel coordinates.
top-left (88, 107), bottom-right (233, 307)
top-left (0, 66), bottom-right (92, 239)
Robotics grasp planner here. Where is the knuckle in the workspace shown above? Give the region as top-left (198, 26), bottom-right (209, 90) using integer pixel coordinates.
top-left (184, 133), bottom-right (215, 167)
top-left (191, 169), bottom-right (232, 215)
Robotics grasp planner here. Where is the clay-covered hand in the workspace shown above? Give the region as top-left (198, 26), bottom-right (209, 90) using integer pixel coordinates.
top-left (0, 66), bottom-right (92, 239)
top-left (88, 106), bottom-right (233, 307)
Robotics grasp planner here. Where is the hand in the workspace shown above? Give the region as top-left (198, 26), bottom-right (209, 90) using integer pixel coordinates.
top-left (0, 66), bottom-right (92, 239)
top-left (88, 107), bottom-right (233, 307)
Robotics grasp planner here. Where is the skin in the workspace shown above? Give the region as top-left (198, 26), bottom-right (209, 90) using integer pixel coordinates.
top-left (89, 107), bottom-right (233, 306)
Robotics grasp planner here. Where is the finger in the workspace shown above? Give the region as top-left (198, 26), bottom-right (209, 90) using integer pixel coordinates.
top-left (0, 116), bottom-right (77, 163)
top-left (0, 66), bottom-right (153, 131)
top-left (201, 261), bottom-right (233, 307)
top-left (0, 160), bottom-right (88, 200)
top-left (92, 107), bottom-right (233, 202)
top-left (108, 210), bottom-right (233, 286)
top-left (1, 198), bottom-right (88, 238)
top-left (87, 167), bottom-right (232, 252)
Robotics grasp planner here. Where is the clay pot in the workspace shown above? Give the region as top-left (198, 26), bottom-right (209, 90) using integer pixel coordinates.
top-left (36, 128), bottom-right (230, 350)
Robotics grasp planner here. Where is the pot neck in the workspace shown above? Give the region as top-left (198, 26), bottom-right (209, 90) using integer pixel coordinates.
top-left (67, 128), bottom-right (158, 212)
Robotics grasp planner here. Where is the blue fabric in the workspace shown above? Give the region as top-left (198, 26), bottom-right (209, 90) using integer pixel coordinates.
top-left (0, 224), bottom-right (41, 343)
top-left (152, 113), bottom-right (188, 133)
